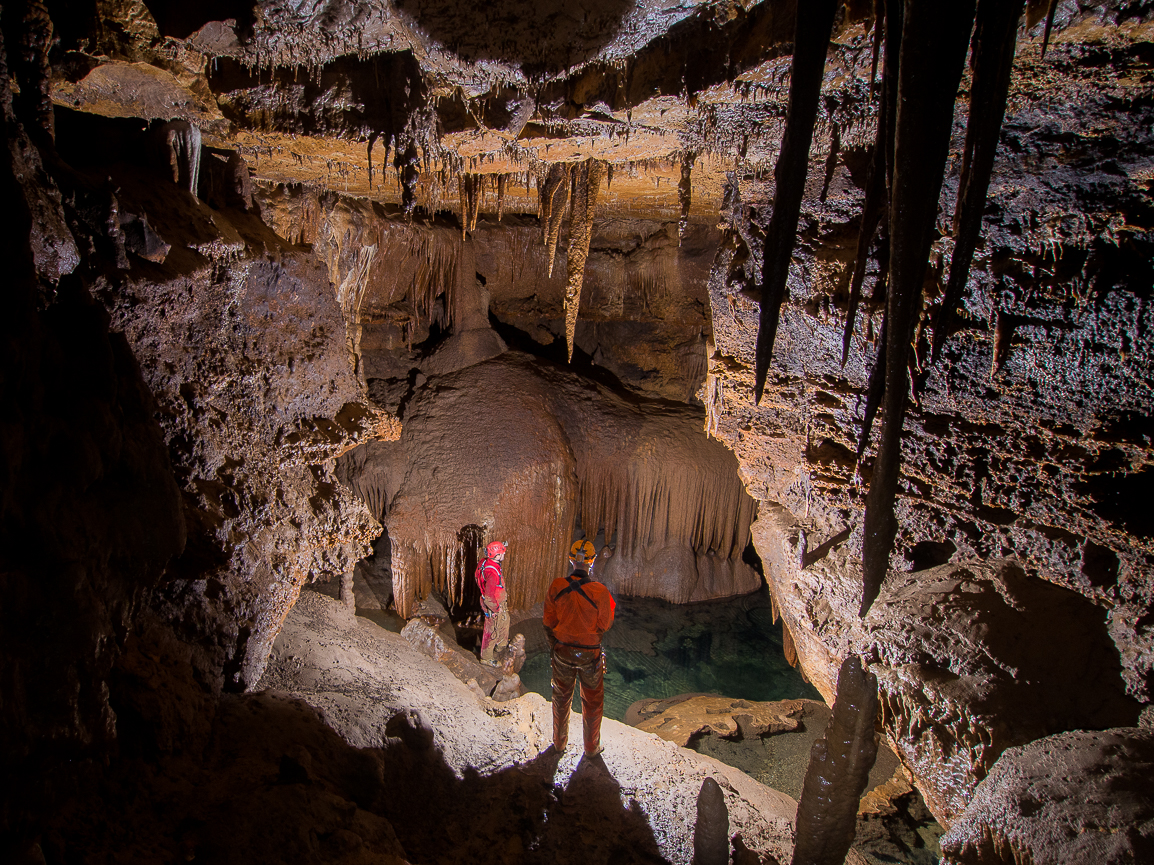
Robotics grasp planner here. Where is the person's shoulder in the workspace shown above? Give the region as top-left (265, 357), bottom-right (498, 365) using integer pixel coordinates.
top-left (545, 576), bottom-right (568, 594)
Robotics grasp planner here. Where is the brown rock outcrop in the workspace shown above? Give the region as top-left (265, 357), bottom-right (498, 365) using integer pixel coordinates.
top-left (45, 119), bottom-right (400, 691)
top-left (634, 695), bottom-right (804, 747)
top-left (940, 728), bottom-right (1154, 865)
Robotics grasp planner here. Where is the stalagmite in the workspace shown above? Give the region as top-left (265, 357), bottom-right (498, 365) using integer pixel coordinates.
top-left (693, 777), bottom-right (730, 865)
top-left (564, 159), bottom-right (603, 362)
top-left (790, 656), bottom-right (879, 865)
top-left (932, 0), bottom-right (1025, 362)
top-left (860, 0), bottom-right (977, 617)
top-left (753, 0), bottom-right (839, 403)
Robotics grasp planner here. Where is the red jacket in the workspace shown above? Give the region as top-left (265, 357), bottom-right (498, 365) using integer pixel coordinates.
top-left (543, 570), bottom-right (615, 647)
top-left (477, 557), bottom-right (505, 605)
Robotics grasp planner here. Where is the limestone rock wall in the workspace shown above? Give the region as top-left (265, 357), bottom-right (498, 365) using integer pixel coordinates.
top-left (702, 7), bottom-right (1154, 829)
top-left (1, 23), bottom-right (185, 831)
top-left (259, 185), bottom-right (717, 406)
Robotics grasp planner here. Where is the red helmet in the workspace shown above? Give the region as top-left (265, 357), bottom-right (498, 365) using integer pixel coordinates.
top-left (486, 541), bottom-right (508, 558)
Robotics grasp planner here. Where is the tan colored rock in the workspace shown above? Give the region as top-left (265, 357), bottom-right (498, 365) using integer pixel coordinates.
top-left (347, 352), bottom-right (757, 616)
top-left (859, 560), bottom-right (1142, 827)
top-left (52, 61), bottom-right (224, 130)
top-left (635, 695), bottom-right (805, 747)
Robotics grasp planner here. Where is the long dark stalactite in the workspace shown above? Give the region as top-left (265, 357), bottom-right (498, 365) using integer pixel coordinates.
top-left (841, 0), bottom-right (902, 367)
top-left (860, 0), bottom-right (978, 617)
top-left (931, 0), bottom-right (1025, 362)
top-left (752, 0), bottom-right (839, 404)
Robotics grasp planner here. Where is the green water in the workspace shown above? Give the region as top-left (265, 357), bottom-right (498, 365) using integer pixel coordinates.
top-left (517, 584), bottom-right (822, 721)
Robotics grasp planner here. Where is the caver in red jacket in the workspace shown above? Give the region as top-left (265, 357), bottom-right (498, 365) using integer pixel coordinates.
top-left (543, 555), bottom-right (615, 756)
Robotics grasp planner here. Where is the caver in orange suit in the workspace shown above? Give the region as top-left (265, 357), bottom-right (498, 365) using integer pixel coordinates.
top-left (543, 540), bottom-right (615, 756)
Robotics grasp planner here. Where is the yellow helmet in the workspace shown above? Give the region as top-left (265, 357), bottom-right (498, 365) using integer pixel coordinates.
top-left (569, 539), bottom-right (596, 565)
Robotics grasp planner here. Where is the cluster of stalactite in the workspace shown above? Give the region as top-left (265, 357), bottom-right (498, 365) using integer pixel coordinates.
top-left (457, 172), bottom-right (513, 237)
top-left (535, 158), bottom-right (606, 361)
top-left (751, 0), bottom-right (1045, 617)
top-left (574, 444), bottom-right (755, 565)
top-left (385, 434), bottom-right (755, 615)
top-left (389, 466), bottom-right (577, 618)
top-left (338, 222), bottom-right (461, 347)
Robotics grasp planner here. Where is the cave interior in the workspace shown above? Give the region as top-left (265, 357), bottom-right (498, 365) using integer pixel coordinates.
top-left (3, 0), bottom-right (1154, 862)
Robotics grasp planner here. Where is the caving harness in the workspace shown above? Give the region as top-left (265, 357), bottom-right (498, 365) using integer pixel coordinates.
top-left (551, 571), bottom-right (602, 649)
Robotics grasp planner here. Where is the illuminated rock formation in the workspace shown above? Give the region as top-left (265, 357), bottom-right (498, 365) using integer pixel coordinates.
top-left (344, 352), bottom-right (757, 616)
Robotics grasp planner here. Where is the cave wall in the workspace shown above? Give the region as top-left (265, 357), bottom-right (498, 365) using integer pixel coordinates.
top-left (258, 184), bottom-right (717, 405)
top-left (700, 4), bottom-right (1154, 827)
top-left (1, 8), bottom-right (186, 834)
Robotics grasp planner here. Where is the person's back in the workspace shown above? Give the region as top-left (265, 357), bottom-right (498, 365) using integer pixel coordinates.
top-left (543, 540), bottom-right (615, 756)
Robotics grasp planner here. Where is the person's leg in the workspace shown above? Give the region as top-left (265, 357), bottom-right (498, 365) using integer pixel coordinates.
top-left (551, 649), bottom-right (577, 751)
top-left (480, 610), bottom-right (496, 662)
top-left (494, 600), bottom-right (510, 652)
top-left (577, 650), bottom-right (606, 756)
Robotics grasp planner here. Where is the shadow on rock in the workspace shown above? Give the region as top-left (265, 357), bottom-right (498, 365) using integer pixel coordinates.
top-left (377, 712), bottom-right (666, 864)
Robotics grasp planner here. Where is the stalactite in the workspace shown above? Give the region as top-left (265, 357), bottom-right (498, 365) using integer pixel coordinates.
top-left (752, 0), bottom-right (839, 403)
top-left (458, 173), bottom-right (484, 238)
top-left (1041, 0), bottom-right (1059, 58)
top-left (782, 622), bottom-right (798, 669)
top-left (496, 173), bottom-right (506, 222)
top-left (563, 159), bottom-right (603, 362)
top-left (869, 0), bottom-right (884, 87)
top-left (678, 151), bottom-right (694, 244)
top-left (841, 69), bottom-right (892, 367)
top-left (790, 656), bottom-right (880, 865)
top-left (573, 443), bottom-right (755, 603)
top-left (819, 122), bottom-right (841, 204)
top-left (395, 139), bottom-right (419, 217)
top-left (160, 120), bottom-right (202, 195)
top-left (543, 163), bottom-right (571, 278)
top-left (367, 132), bottom-right (376, 190)
top-left (856, 317), bottom-right (887, 466)
top-left (932, 0), bottom-right (1025, 362)
top-left (860, 0), bottom-right (977, 618)
top-left (990, 308), bottom-right (1012, 377)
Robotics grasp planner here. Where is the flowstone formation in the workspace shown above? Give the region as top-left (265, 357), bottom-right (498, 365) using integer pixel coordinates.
top-left (339, 352), bottom-right (758, 616)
